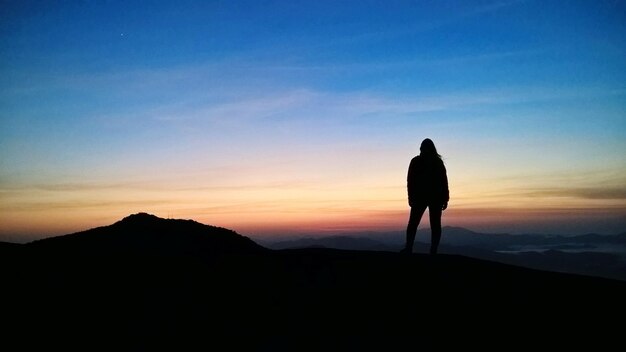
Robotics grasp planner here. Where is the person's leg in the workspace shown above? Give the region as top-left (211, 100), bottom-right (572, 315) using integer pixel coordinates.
top-left (404, 204), bottom-right (427, 253)
top-left (428, 204), bottom-right (442, 255)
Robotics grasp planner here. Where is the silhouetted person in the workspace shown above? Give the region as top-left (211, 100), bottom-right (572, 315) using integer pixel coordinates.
top-left (401, 138), bottom-right (449, 255)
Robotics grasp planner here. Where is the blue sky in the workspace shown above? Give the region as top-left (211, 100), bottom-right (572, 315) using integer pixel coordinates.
top-left (1, 0), bottom-right (625, 240)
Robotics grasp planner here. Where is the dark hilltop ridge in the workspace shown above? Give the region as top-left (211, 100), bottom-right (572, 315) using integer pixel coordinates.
top-left (27, 212), bottom-right (265, 255)
top-left (2, 213), bottom-right (625, 350)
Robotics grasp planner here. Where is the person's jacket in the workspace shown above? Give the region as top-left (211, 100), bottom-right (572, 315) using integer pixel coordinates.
top-left (407, 155), bottom-right (449, 206)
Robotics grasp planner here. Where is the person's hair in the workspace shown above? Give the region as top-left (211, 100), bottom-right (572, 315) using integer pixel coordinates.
top-left (420, 138), bottom-right (442, 159)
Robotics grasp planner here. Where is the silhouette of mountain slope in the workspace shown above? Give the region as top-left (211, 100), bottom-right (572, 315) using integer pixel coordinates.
top-left (27, 212), bottom-right (265, 255)
top-left (3, 214), bottom-right (625, 350)
top-left (268, 235), bottom-right (397, 251)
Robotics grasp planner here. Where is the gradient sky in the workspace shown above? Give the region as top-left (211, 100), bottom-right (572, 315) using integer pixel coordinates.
top-left (1, 0), bottom-right (625, 242)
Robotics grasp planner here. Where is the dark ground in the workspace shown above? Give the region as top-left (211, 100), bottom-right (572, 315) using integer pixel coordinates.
top-left (2, 214), bottom-right (624, 351)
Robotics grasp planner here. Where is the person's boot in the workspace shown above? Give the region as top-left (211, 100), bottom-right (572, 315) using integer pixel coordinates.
top-left (402, 233), bottom-right (415, 255)
top-left (430, 233), bottom-right (441, 255)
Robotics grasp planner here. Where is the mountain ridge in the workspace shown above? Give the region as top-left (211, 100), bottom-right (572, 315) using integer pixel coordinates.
top-left (27, 212), bottom-right (266, 255)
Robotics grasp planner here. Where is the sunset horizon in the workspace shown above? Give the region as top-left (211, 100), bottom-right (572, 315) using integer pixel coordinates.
top-left (2, 1), bottom-right (625, 242)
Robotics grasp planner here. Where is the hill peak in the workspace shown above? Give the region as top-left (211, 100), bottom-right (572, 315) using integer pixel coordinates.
top-left (119, 212), bottom-right (161, 223)
top-left (114, 212), bottom-right (186, 228)
top-left (29, 212), bottom-right (266, 255)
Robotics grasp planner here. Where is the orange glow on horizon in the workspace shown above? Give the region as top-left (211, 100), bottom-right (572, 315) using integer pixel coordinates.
top-left (2, 194), bottom-right (625, 242)
top-left (1, 162), bottom-right (625, 241)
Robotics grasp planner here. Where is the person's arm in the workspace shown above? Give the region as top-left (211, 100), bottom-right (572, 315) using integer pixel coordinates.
top-left (441, 162), bottom-right (449, 210)
top-left (407, 159), bottom-right (416, 207)
top-left (439, 161), bottom-right (450, 210)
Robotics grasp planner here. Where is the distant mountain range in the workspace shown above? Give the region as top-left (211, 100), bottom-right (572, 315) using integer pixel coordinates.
top-left (262, 226), bottom-right (626, 281)
top-left (265, 226), bottom-right (626, 249)
top-left (2, 213), bottom-right (625, 350)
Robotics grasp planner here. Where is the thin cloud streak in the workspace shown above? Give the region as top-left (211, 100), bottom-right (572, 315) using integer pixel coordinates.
top-left (251, 49), bottom-right (543, 72)
top-left (6, 46), bottom-right (601, 106)
top-left (89, 85), bottom-right (625, 129)
top-left (527, 187), bottom-right (626, 200)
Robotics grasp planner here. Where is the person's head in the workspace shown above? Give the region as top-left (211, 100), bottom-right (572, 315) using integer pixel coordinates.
top-left (420, 138), bottom-right (441, 159)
